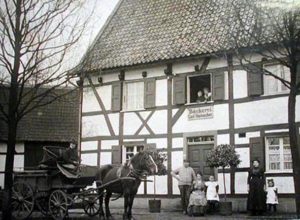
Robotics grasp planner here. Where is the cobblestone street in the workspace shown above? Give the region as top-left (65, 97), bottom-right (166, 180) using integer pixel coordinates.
top-left (6, 209), bottom-right (298, 220)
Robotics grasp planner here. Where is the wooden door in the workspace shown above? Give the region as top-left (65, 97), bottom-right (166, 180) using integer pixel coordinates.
top-left (188, 144), bottom-right (214, 181)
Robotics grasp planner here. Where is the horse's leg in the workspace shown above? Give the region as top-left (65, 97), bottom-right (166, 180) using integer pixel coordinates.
top-left (127, 194), bottom-right (135, 220)
top-left (97, 185), bottom-right (105, 219)
top-left (105, 191), bottom-right (113, 219)
top-left (123, 194), bottom-right (129, 220)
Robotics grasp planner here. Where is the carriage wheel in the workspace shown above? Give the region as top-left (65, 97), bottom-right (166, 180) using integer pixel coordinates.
top-left (36, 196), bottom-right (50, 216)
top-left (11, 182), bottom-right (34, 220)
top-left (83, 190), bottom-right (100, 217)
top-left (49, 190), bottom-right (68, 220)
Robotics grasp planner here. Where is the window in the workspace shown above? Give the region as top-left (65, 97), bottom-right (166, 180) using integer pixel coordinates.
top-left (266, 136), bottom-right (292, 172)
top-left (264, 64), bottom-right (290, 95)
top-left (123, 81), bottom-right (144, 110)
top-left (188, 74), bottom-right (212, 103)
top-left (123, 145), bottom-right (144, 162)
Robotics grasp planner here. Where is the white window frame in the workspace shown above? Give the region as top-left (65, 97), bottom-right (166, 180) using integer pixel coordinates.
top-left (265, 136), bottom-right (293, 173)
top-left (263, 64), bottom-right (290, 96)
top-left (187, 73), bottom-right (213, 104)
top-left (123, 81), bottom-right (144, 111)
top-left (122, 145), bottom-right (144, 163)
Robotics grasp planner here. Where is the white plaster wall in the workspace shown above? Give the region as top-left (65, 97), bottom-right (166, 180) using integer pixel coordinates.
top-left (147, 110), bottom-right (168, 134)
top-left (15, 143), bottom-right (24, 153)
top-left (125, 66), bottom-right (165, 80)
top-left (235, 131), bottom-right (260, 145)
top-left (266, 176), bottom-right (295, 194)
top-left (235, 172), bottom-right (248, 194)
top-left (172, 138), bottom-right (184, 149)
top-left (108, 113), bottom-right (119, 135)
top-left (156, 79), bottom-right (168, 106)
top-left (147, 175), bottom-right (168, 195)
top-left (81, 153), bottom-right (97, 166)
top-left (147, 138), bottom-right (167, 149)
top-left (101, 140), bottom-right (119, 150)
top-left (296, 96), bottom-right (300, 121)
top-left (224, 71), bottom-right (229, 100)
top-left (137, 181), bottom-right (144, 194)
top-left (217, 134), bottom-right (230, 145)
top-left (235, 97), bottom-right (289, 128)
top-left (173, 60), bottom-right (203, 74)
top-left (265, 129), bottom-right (289, 133)
top-left (102, 72), bottom-right (119, 83)
top-left (0, 143), bottom-right (7, 153)
top-left (81, 141), bottom-right (98, 151)
top-left (172, 151), bottom-right (183, 195)
top-left (233, 70), bottom-right (248, 99)
top-left (206, 57), bottom-right (227, 69)
top-left (82, 87), bottom-right (100, 112)
top-left (123, 113), bottom-right (142, 135)
top-left (14, 155), bottom-right (24, 171)
top-left (100, 152), bottom-right (112, 165)
top-left (173, 104), bottom-right (229, 133)
top-left (236, 148), bottom-right (250, 168)
top-left (217, 173), bottom-right (231, 194)
top-left (0, 173), bottom-right (4, 188)
top-left (0, 155), bottom-right (5, 172)
top-left (96, 85), bottom-right (112, 111)
top-left (82, 115), bottom-right (110, 137)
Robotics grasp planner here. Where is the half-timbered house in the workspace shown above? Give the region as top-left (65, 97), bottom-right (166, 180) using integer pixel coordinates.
top-left (78, 0), bottom-right (300, 211)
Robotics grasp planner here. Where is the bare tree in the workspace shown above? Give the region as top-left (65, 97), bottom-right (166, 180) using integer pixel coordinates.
top-left (227, 0), bottom-right (300, 216)
top-left (0, 0), bottom-right (92, 218)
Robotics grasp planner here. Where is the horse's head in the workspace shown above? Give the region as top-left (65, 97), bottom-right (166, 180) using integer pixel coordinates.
top-left (130, 151), bottom-right (158, 176)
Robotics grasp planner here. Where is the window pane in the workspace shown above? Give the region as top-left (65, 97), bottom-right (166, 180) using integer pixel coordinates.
top-left (283, 137), bottom-right (290, 145)
top-left (269, 154), bottom-right (280, 170)
top-left (137, 145), bottom-right (144, 152)
top-left (281, 66), bottom-right (290, 91)
top-left (268, 137), bottom-right (279, 145)
top-left (125, 82), bottom-right (144, 110)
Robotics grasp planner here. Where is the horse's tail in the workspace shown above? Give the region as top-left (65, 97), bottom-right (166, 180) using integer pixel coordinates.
top-left (95, 164), bottom-right (114, 186)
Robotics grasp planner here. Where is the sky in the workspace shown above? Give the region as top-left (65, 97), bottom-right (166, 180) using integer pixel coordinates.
top-left (68, 0), bottom-right (119, 69)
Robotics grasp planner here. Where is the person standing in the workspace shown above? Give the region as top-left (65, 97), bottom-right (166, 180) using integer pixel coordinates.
top-left (266, 179), bottom-right (278, 214)
top-left (171, 160), bottom-right (196, 215)
top-left (205, 175), bottom-right (219, 214)
top-left (247, 159), bottom-right (266, 216)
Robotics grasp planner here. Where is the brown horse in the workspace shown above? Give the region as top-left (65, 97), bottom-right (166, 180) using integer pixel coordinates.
top-left (95, 151), bottom-right (166, 220)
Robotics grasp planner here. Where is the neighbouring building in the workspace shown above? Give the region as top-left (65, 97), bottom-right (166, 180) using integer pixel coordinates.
top-left (0, 88), bottom-right (80, 188)
top-left (77, 0), bottom-right (300, 212)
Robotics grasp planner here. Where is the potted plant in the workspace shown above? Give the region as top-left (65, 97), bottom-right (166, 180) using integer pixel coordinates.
top-left (206, 144), bottom-right (241, 215)
top-left (148, 152), bottom-right (167, 213)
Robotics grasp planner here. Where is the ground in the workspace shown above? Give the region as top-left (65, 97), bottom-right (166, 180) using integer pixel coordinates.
top-left (9, 209), bottom-right (299, 220)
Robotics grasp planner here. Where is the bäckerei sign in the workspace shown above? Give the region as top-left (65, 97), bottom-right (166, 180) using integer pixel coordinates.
top-left (188, 106), bottom-right (213, 120)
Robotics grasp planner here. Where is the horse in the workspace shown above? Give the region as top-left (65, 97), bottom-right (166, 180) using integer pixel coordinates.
top-left (95, 151), bottom-right (166, 220)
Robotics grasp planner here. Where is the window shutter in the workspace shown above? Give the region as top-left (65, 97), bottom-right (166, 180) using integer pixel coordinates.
top-left (249, 137), bottom-right (265, 171)
top-left (143, 143), bottom-right (157, 152)
top-left (173, 76), bottom-right (186, 105)
top-left (144, 79), bottom-right (156, 108)
top-left (111, 83), bottom-right (122, 111)
top-left (212, 71), bottom-right (225, 101)
top-left (111, 145), bottom-right (122, 165)
top-left (247, 64), bottom-right (263, 96)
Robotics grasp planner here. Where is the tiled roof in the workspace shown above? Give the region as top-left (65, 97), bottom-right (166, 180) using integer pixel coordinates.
top-left (0, 88), bottom-right (79, 142)
top-left (81, 0), bottom-right (275, 71)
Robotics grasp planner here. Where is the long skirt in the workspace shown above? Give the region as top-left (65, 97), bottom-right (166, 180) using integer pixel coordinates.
top-left (247, 177), bottom-right (266, 212)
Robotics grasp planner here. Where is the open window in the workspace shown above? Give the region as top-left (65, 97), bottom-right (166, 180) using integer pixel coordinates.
top-left (188, 74), bottom-right (212, 103)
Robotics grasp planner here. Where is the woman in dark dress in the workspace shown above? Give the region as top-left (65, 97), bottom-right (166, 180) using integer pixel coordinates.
top-left (247, 160), bottom-right (266, 215)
